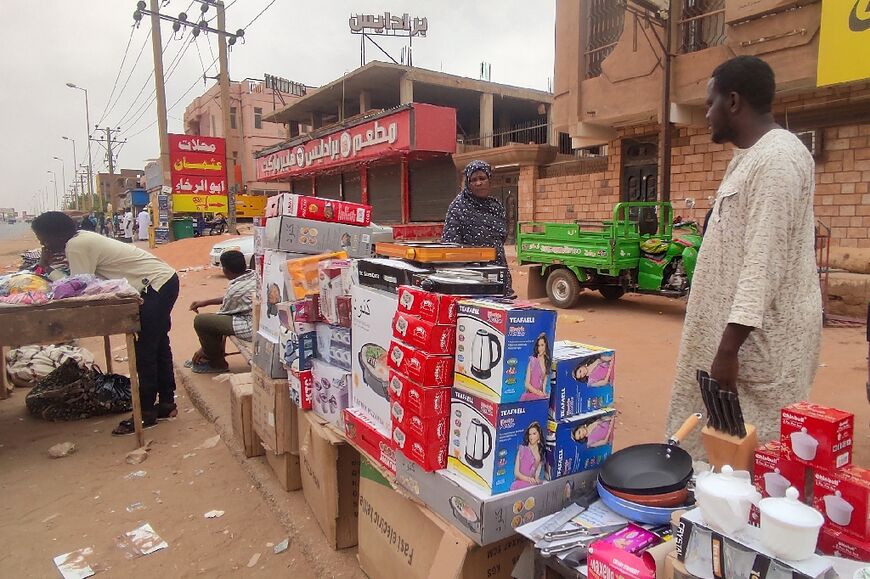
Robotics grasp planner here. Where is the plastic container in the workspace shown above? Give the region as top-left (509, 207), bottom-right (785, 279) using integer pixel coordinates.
top-left (695, 465), bottom-right (761, 534)
top-left (790, 428), bottom-right (819, 461)
top-left (758, 487), bottom-right (824, 561)
top-left (822, 491), bottom-right (855, 526)
top-left (171, 217), bottom-right (195, 240)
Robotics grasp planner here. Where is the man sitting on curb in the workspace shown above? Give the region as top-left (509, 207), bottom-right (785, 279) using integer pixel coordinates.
top-left (186, 250), bottom-right (256, 374)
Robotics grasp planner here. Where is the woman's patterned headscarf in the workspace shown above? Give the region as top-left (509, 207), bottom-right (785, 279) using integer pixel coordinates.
top-left (462, 160), bottom-right (493, 192)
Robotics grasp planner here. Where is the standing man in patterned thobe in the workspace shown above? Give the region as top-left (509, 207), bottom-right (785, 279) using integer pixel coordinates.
top-left (665, 56), bottom-right (822, 455)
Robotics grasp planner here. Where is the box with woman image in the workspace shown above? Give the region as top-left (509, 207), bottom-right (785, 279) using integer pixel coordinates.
top-left (550, 341), bottom-right (615, 421)
top-left (546, 408), bottom-right (616, 479)
top-left (447, 387), bottom-right (549, 495)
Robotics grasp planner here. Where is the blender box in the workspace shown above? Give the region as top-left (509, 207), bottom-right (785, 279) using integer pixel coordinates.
top-left (288, 359), bottom-right (313, 410)
top-left (387, 340), bottom-right (454, 387)
top-left (753, 440), bottom-right (811, 500)
top-left (277, 302), bottom-right (316, 371)
top-left (318, 259), bottom-right (353, 325)
top-left (780, 402), bottom-right (854, 470)
top-left (391, 400), bottom-right (449, 443)
top-left (387, 370), bottom-right (451, 418)
top-left (550, 341), bottom-right (616, 420)
top-left (343, 407), bottom-right (396, 475)
top-left (273, 193), bottom-right (371, 226)
top-left (813, 465), bottom-right (870, 541)
top-left (545, 408), bottom-right (615, 479)
top-left (310, 359), bottom-right (350, 427)
top-left (453, 299), bottom-right (557, 403)
top-left (447, 387), bottom-right (549, 496)
top-left (817, 526), bottom-right (870, 562)
top-left (397, 285), bottom-right (464, 325)
top-left (265, 216), bottom-right (391, 258)
top-left (394, 451), bottom-right (599, 545)
top-left (350, 284), bottom-right (398, 435)
top-left (391, 312), bottom-right (456, 355)
top-left (315, 323), bottom-right (351, 371)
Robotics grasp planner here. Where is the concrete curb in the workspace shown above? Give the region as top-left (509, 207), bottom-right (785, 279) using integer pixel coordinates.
top-left (176, 366), bottom-right (363, 578)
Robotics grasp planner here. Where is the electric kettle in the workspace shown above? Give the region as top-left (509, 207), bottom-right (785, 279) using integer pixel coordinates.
top-left (470, 329), bottom-right (502, 379)
top-left (464, 418), bottom-right (493, 469)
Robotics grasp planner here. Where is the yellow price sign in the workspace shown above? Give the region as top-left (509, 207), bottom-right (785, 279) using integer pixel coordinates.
top-left (817, 0), bottom-right (870, 86)
top-left (171, 194), bottom-right (228, 214)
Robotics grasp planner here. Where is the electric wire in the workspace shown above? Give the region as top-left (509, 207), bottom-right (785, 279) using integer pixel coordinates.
top-left (96, 25), bottom-right (137, 126)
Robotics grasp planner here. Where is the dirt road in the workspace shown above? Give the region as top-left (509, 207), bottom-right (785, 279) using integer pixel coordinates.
top-left (0, 229), bottom-right (866, 578)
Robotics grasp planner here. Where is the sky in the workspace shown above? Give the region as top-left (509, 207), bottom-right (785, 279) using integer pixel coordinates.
top-left (0, 0), bottom-right (556, 214)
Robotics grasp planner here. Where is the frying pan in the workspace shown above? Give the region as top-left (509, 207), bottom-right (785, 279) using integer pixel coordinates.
top-left (600, 413), bottom-right (702, 496)
top-left (605, 484), bottom-right (689, 508)
top-left (596, 478), bottom-right (690, 525)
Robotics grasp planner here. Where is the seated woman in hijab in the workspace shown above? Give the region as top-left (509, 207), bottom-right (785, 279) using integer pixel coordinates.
top-left (441, 160), bottom-right (514, 297)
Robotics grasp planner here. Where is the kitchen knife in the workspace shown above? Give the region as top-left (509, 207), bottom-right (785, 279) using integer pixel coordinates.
top-left (707, 376), bottom-right (725, 432)
top-left (731, 391), bottom-right (748, 438)
top-left (719, 390), bottom-right (737, 436)
top-left (697, 371), bottom-right (714, 428)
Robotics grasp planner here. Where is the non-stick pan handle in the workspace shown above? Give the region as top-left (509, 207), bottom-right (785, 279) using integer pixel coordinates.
top-left (668, 413), bottom-right (703, 446)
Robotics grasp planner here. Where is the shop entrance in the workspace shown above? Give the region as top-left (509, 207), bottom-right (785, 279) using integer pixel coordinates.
top-left (621, 138), bottom-right (659, 234)
top-left (491, 169), bottom-right (519, 244)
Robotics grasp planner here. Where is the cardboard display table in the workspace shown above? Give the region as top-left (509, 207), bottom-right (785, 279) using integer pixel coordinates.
top-left (0, 297), bottom-right (145, 446)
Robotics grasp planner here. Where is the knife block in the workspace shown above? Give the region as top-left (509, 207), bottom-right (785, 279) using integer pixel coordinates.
top-left (701, 423), bottom-right (757, 472)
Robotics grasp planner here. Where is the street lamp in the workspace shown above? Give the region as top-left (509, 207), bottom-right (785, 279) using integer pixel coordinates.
top-left (47, 170), bottom-right (59, 210)
top-left (66, 82), bottom-right (95, 210)
top-left (61, 137), bottom-right (78, 205)
top-left (52, 156), bottom-right (67, 208)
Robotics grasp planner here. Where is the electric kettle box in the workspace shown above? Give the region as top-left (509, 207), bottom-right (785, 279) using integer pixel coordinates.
top-left (545, 408), bottom-right (615, 480)
top-left (447, 387), bottom-right (549, 495)
top-left (310, 359), bottom-right (350, 428)
top-left (391, 312), bottom-right (456, 355)
top-left (454, 300), bottom-right (557, 404)
top-left (753, 441), bottom-right (811, 500)
top-left (813, 465), bottom-right (870, 541)
top-left (350, 284), bottom-right (398, 435)
top-left (394, 451), bottom-right (599, 545)
top-left (397, 285), bottom-right (464, 325)
top-left (550, 341), bottom-right (616, 421)
top-left (780, 402), bottom-right (854, 470)
top-left (817, 526), bottom-right (870, 562)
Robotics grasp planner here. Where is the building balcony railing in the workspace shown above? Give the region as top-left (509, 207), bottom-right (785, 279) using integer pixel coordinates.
top-left (678, 0), bottom-right (726, 54)
top-left (460, 120), bottom-right (550, 148)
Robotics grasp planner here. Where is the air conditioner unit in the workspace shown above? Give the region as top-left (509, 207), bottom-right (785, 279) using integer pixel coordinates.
top-left (794, 129), bottom-right (821, 158)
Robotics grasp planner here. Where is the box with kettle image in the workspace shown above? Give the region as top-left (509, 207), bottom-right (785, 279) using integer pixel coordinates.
top-left (350, 283), bottom-right (398, 435)
top-left (453, 300), bottom-right (557, 403)
top-left (550, 341), bottom-right (616, 421)
top-left (812, 465), bottom-right (870, 541)
top-left (395, 450), bottom-right (599, 545)
top-left (780, 402), bottom-right (853, 470)
top-left (545, 408), bottom-right (615, 479)
top-left (447, 387), bottom-right (549, 495)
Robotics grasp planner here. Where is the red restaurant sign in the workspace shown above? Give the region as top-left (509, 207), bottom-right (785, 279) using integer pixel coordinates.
top-left (256, 103), bottom-right (457, 181)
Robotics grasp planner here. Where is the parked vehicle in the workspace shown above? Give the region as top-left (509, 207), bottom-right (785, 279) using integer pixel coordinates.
top-left (210, 236), bottom-right (255, 268)
top-left (516, 202), bottom-right (702, 308)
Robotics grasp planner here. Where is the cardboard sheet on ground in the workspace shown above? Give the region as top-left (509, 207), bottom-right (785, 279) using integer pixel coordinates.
top-left (53, 547), bottom-right (96, 579)
top-left (115, 523), bottom-right (168, 559)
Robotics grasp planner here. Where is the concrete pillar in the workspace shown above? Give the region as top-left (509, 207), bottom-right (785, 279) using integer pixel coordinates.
top-left (518, 165), bottom-right (539, 223)
top-left (399, 74), bottom-right (414, 105)
top-left (480, 93), bottom-right (494, 148)
top-left (309, 112), bottom-right (323, 130)
top-left (359, 90), bottom-right (372, 114)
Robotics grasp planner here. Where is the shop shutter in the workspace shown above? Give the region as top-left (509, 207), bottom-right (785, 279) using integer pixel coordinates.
top-left (409, 157), bottom-right (458, 222)
top-left (367, 164), bottom-right (402, 224)
top-left (316, 173), bottom-right (342, 200)
top-left (343, 171), bottom-right (362, 204)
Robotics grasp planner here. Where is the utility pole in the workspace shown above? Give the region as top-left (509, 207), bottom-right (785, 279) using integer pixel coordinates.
top-left (217, 0), bottom-right (237, 234)
top-left (147, 0), bottom-right (173, 238)
top-left (93, 127), bottom-right (125, 176)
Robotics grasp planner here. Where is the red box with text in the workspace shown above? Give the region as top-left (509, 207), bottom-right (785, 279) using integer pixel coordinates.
top-left (391, 312), bottom-right (456, 355)
top-left (387, 370), bottom-right (451, 418)
top-left (396, 285), bottom-right (464, 325)
top-left (780, 402), bottom-right (853, 470)
top-left (387, 340), bottom-right (453, 387)
top-left (813, 465), bottom-right (870, 541)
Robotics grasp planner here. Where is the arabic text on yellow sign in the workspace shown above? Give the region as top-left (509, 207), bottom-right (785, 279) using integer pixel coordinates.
top-left (172, 194), bottom-right (228, 214)
top-left (817, 0), bottom-right (870, 86)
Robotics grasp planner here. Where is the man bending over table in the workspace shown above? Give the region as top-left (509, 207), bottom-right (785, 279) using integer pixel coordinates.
top-left (32, 212), bottom-right (180, 436)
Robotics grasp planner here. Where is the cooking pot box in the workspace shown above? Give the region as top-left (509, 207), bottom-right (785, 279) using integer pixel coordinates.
top-left (447, 387), bottom-right (548, 496)
top-left (813, 465), bottom-right (870, 542)
top-left (780, 402), bottom-right (853, 470)
top-left (453, 300), bottom-right (556, 404)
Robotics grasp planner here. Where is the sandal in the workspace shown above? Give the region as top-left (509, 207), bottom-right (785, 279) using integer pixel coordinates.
top-left (191, 362), bottom-right (229, 374)
top-left (157, 402), bottom-right (178, 420)
top-left (183, 360), bottom-right (194, 368)
top-left (112, 416), bottom-right (158, 436)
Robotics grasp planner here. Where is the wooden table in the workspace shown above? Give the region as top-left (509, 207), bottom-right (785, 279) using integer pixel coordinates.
top-left (0, 297), bottom-right (145, 446)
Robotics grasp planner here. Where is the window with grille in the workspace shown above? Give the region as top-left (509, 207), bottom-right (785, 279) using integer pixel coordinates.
top-left (585, 0), bottom-right (625, 79)
top-left (679, 0), bottom-right (726, 54)
top-left (230, 107), bottom-right (237, 130)
top-left (254, 107), bottom-right (263, 129)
